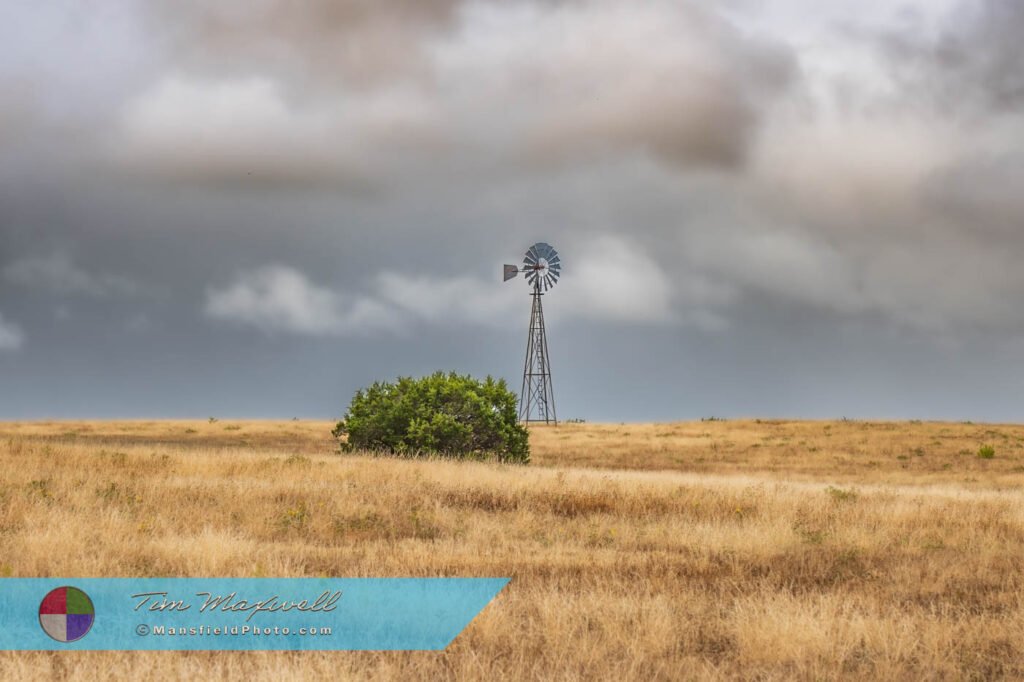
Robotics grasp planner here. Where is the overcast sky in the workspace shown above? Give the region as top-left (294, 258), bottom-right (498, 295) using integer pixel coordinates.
top-left (3, 0), bottom-right (1024, 421)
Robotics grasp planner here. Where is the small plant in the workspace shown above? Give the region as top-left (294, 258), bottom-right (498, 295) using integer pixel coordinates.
top-left (333, 512), bottom-right (386, 539)
top-left (793, 521), bottom-right (827, 545)
top-left (977, 445), bottom-right (996, 459)
top-left (208, 417), bottom-right (218, 424)
top-left (826, 486), bottom-right (857, 502)
top-left (26, 479), bottom-right (53, 502)
top-left (96, 482), bottom-right (141, 509)
top-left (99, 450), bottom-right (128, 466)
top-left (408, 507), bottom-right (440, 540)
top-left (280, 502), bottom-right (310, 530)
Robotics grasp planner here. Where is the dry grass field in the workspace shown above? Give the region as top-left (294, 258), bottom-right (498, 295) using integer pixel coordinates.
top-left (2, 418), bottom-right (1024, 680)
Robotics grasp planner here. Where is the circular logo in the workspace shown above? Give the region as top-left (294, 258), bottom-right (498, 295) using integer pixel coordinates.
top-left (38, 586), bottom-right (95, 643)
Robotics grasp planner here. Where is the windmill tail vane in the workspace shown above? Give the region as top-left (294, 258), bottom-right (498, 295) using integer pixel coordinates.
top-left (503, 242), bottom-right (560, 424)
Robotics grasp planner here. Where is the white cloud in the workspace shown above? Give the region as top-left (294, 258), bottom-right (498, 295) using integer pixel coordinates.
top-left (204, 265), bottom-right (401, 336)
top-left (375, 272), bottom-right (520, 326)
top-left (556, 235), bottom-right (677, 324)
top-left (205, 238), bottom-right (684, 338)
top-left (3, 253), bottom-right (144, 298)
top-left (115, 73), bottom-right (442, 186)
top-left (0, 313), bottom-right (24, 351)
top-left (118, 75), bottom-right (336, 183)
top-left (368, 237), bottom-right (681, 328)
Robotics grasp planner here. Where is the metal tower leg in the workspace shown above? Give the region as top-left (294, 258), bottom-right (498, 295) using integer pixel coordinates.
top-left (519, 283), bottom-right (557, 424)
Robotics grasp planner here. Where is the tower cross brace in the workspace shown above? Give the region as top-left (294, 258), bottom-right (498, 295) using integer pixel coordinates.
top-left (519, 280), bottom-right (556, 424)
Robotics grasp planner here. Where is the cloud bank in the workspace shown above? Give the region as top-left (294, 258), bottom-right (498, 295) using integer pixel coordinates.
top-left (5, 0), bottom-right (1024, 419)
top-left (205, 237), bottom-right (676, 336)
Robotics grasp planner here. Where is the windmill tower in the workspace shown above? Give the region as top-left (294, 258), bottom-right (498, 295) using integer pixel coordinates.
top-left (504, 242), bottom-right (561, 424)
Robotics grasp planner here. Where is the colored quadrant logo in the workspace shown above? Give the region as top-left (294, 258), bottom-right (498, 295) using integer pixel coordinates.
top-left (39, 586), bottom-right (95, 643)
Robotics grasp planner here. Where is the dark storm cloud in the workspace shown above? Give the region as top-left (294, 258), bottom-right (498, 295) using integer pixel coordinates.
top-left (657, 0), bottom-right (1024, 338)
top-left (879, 0), bottom-right (1024, 113)
top-left (7, 0), bottom-right (1024, 419)
top-left (453, 1), bottom-right (795, 171)
top-left (98, 0), bottom-right (794, 188)
top-left (924, 151), bottom-right (1024, 236)
top-left (145, 0), bottom-right (465, 88)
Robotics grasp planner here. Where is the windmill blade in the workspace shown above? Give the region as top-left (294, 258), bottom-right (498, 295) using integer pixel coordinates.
top-left (518, 242), bottom-right (562, 291)
top-left (503, 264), bottom-right (519, 281)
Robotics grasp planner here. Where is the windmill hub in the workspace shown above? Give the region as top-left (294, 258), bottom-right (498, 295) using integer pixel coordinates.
top-left (503, 242), bottom-right (560, 424)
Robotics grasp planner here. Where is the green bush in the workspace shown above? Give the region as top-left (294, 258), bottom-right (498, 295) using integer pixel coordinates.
top-left (977, 444), bottom-right (996, 459)
top-left (332, 372), bottom-right (529, 463)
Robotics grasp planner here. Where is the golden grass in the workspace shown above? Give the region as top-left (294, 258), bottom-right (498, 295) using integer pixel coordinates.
top-left (1, 419), bottom-right (1024, 680)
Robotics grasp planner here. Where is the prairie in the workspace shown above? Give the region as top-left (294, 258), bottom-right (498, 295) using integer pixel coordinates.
top-left (1, 418), bottom-right (1023, 680)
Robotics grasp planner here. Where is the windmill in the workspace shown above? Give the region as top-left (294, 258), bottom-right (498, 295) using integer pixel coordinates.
top-left (504, 242), bottom-right (561, 424)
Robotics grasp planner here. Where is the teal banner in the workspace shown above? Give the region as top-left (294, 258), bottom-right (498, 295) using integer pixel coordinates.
top-left (0, 578), bottom-right (509, 650)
